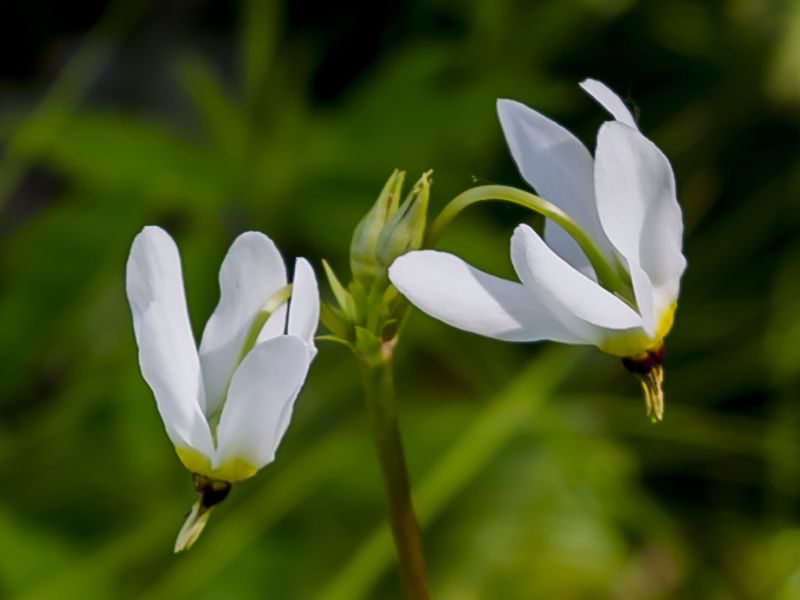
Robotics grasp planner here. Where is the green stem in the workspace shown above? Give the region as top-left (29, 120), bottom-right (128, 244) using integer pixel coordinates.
top-left (358, 357), bottom-right (430, 600)
top-left (318, 347), bottom-right (580, 600)
top-left (427, 184), bottom-right (628, 295)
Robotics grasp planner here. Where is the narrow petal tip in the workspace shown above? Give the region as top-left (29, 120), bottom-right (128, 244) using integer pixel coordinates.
top-left (495, 97), bottom-right (514, 110)
top-left (579, 78), bottom-right (638, 129)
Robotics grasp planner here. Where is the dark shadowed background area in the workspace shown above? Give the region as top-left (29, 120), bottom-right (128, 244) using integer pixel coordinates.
top-left (1, 0), bottom-right (799, 598)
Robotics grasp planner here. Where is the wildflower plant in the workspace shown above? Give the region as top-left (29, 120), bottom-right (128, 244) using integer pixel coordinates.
top-left (125, 76), bottom-right (686, 600)
top-left (289, 78), bottom-right (684, 596)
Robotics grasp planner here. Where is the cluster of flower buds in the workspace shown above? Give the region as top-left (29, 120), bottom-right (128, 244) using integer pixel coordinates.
top-left (321, 170), bottom-right (431, 364)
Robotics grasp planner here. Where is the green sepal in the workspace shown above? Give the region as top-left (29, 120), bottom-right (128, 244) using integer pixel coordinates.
top-left (381, 284), bottom-right (399, 307)
top-left (365, 278), bottom-right (390, 332)
top-left (322, 259), bottom-right (355, 319)
top-left (314, 334), bottom-right (354, 350)
top-left (348, 278), bottom-right (371, 326)
top-left (320, 302), bottom-right (351, 340)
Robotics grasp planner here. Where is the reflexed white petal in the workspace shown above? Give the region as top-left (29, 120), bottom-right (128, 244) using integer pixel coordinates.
top-left (628, 262), bottom-right (656, 337)
top-left (199, 232), bottom-right (288, 417)
top-left (127, 227), bottom-right (195, 345)
top-left (580, 79), bottom-right (638, 129)
top-left (125, 226), bottom-right (213, 458)
top-left (215, 336), bottom-right (312, 471)
top-left (594, 121), bottom-right (686, 325)
top-left (135, 306), bottom-right (215, 459)
top-left (510, 225), bottom-right (643, 344)
top-left (389, 250), bottom-right (585, 343)
top-left (286, 258), bottom-right (320, 356)
top-left (496, 98), bottom-right (614, 272)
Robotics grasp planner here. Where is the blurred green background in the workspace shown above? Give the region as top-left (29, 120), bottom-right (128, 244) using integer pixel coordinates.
top-left (1, 0), bottom-right (800, 598)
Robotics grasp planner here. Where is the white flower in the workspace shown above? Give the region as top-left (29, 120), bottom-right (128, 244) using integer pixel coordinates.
top-left (389, 80), bottom-right (686, 419)
top-left (126, 226), bottom-right (319, 484)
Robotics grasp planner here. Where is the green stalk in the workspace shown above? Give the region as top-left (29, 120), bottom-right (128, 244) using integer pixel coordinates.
top-left (427, 185), bottom-right (628, 295)
top-left (358, 357), bottom-right (430, 600)
top-left (319, 347), bottom-right (580, 599)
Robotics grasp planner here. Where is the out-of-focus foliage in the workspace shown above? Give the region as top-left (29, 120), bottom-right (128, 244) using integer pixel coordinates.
top-left (1, 0), bottom-right (799, 598)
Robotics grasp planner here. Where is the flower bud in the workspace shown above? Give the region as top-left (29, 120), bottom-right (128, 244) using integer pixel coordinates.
top-left (350, 170), bottom-right (405, 282)
top-left (323, 170), bottom-right (433, 358)
top-left (375, 171), bottom-right (430, 275)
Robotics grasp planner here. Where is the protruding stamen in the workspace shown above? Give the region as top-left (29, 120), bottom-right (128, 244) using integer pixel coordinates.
top-left (622, 346), bottom-right (666, 422)
top-left (640, 364), bottom-right (664, 422)
top-left (174, 476), bottom-right (232, 553)
top-left (174, 498), bottom-right (212, 553)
